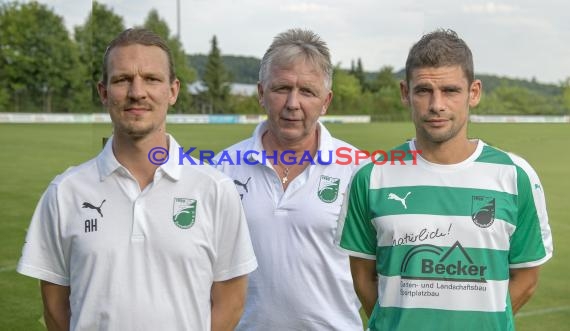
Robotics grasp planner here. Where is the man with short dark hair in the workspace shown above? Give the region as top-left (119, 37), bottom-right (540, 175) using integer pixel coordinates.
top-left (336, 29), bottom-right (553, 331)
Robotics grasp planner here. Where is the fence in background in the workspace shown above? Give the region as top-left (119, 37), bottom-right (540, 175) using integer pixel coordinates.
top-left (469, 115), bottom-right (569, 123)
top-left (0, 113), bottom-right (371, 124)
top-left (2, 113), bottom-right (569, 124)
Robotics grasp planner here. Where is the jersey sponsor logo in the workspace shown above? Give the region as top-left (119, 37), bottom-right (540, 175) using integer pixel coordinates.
top-left (471, 196), bottom-right (495, 228)
top-left (82, 199), bottom-right (106, 217)
top-left (400, 241), bottom-right (487, 282)
top-left (233, 177), bottom-right (252, 200)
top-left (318, 175), bottom-right (340, 203)
top-left (388, 192), bottom-right (411, 209)
top-left (173, 198), bottom-right (197, 229)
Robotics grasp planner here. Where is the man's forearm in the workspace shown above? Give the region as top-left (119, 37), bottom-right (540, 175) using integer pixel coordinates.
top-left (211, 275), bottom-right (248, 331)
top-left (355, 278), bottom-right (378, 317)
top-left (40, 281), bottom-right (70, 331)
top-left (44, 310), bottom-right (70, 331)
top-left (350, 256), bottom-right (378, 317)
top-left (509, 267), bottom-right (540, 314)
top-left (211, 301), bottom-right (244, 331)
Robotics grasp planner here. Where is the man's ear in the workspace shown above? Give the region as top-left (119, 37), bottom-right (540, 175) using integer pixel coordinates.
top-left (321, 90), bottom-right (333, 115)
top-left (257, 82), bottom-right (266, 108)
top-left (469, 79), bottom-right (482, 108)
top-left (399, 80), bottom-right (410, 107)
top-left (169, 78), bottom-right (181, 106)
top-left (97, 81), bottom-right (108, 106)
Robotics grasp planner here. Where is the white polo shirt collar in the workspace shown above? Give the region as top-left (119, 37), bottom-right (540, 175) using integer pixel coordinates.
top-left (97, 134), bottom-right (182, 182)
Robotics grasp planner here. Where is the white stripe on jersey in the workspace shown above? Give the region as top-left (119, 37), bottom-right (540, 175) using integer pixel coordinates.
top-left (372, 215), bottom-right (515, 250)
top-left (378, 275), bottom-right (508, 312)
top-left (370, 161), bottom-right (517, 195)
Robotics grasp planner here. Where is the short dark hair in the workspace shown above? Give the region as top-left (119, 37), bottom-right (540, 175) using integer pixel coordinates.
top-left (405, 29), bottom-right (474, 84)
top-left (101, 28), bottom-right (176, 85)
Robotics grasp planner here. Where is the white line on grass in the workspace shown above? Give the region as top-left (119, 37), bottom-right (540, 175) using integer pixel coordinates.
top-left (517, 306), bottom-right (570, 318)
top-left (0, 265), bottom-right (16, 273)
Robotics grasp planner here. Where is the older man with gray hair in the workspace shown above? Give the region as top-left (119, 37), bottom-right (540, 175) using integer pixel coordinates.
top-left (215, 28), bottom-right (363, 330)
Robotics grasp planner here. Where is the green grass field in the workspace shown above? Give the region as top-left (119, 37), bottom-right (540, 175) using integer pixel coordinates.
top-left (0, 122), bottom-right (568, 330)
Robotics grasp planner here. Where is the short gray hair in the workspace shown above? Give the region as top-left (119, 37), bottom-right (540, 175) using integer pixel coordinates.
top-left (259, 28), bottom-right (333, 90)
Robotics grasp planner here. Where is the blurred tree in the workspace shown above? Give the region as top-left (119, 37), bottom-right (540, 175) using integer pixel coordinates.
top-left (562, 78), bottom-right (570, 114)
top-left (229, 94), bottom-right (261, 114)
top-left (349, 58), bottom-right (367, 92)
top-left (0, 87), bottom-right (8, 111)
top-left (375, 66), bottom-right (398, 90)
top-left (330, 67), bottom-right (362, 114)
top-left (476, 84), bottom-right (563, 115)
top-left (370, 66), bottom-right (406, 120)
top-left (203, 35), bottom-right (231, 114)
top-left (74, 1), bottom-right (124, 111)
top-left (143, 9), bottom-right (196, 113)
top-left (370, 88), bottom-right (408, 121)
top-left (0, 1), bottom-right (86, 112)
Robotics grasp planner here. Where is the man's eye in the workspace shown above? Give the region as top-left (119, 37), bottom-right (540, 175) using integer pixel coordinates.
top-left (300, 89), bottom-right (316, 96)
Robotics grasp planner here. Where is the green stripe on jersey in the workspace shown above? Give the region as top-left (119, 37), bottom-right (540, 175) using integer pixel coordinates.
top-left (370, 186), bottom-right (518, 226)
top-left (369, 306), bottom-right (512, 331)
top-left (338, 162), bottom-right (376, 255)
top-left (475, 145), bottom-right (515, 165)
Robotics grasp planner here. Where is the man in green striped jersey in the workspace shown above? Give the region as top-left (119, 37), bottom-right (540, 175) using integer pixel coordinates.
top-left (335, 29), bottom-right (553, 331)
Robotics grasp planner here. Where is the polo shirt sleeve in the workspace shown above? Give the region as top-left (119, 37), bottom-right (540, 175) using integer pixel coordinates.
top-left (335, 163), bottom-right (377, 259)
top-left (212, 178), bottom-right (257, 281)
top-left (509, 155), bottom-right (553, 268)
top-left (17, 182), bottom-right (70, 286)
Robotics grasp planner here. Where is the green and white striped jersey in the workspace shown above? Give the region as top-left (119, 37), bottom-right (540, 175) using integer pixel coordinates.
top-left (336, 139), bottom-right (553, 331)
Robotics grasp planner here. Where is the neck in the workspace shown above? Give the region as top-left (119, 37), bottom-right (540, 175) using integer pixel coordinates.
top-left (262, 129), bottom-right (319, 155)
top-left (415, 138), bottom-right (478, 164)
top-left (262, 129), bottom-right (320, 188)
top-left (112, 131), bottom-right (168, 189)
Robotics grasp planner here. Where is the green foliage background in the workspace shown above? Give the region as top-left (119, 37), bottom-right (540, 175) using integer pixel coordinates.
top-left (1, 1), bottom-right (569, 116)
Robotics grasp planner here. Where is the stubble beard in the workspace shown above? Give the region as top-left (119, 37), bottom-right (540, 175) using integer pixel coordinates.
top-left (422, 126), bottom-right (456, 144)
top-left (114, 116), bottom-right (158, 141)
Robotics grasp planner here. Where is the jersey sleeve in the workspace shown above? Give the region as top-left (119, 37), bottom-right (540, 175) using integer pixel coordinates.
top-left (17, 182), bottom-right (70, 285)
top-left (509, 155), bottom-right (553, 268)
top-left (335, 164), bottom-right (377, 259)
top-left (212, 178), bottom-right (257, 281)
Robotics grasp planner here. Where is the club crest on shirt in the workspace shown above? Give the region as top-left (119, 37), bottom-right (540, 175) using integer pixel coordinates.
top-left (318, 175), bottom-right (340, 203)
top-left (173, 198), bottom-right (197, 229)
top-left (471, 196), bottom-right (495, 228)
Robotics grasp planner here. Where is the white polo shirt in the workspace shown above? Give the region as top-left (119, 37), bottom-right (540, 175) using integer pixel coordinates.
top-left (214, 121), bottom-right (363, 331)
top-left (17, 134), bottom-right (257, 331)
